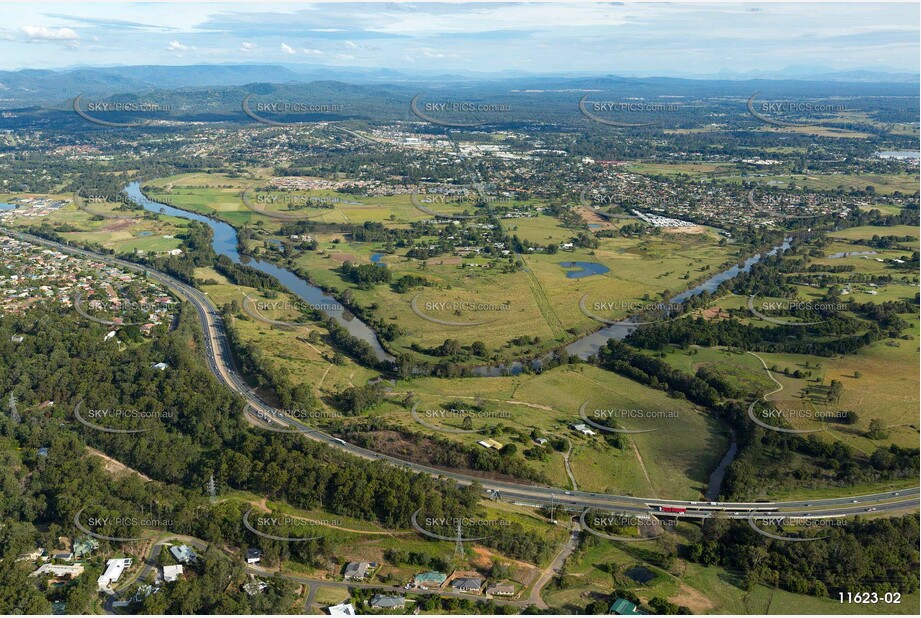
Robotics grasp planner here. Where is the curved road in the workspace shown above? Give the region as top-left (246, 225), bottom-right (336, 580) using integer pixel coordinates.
top-left (6, 229), bottom-right (918, 522)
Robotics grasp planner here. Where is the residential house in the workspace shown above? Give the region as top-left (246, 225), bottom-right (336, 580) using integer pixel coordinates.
top-left (451, 577), bottom-right (485, 593)
top-left (610, 598), bottom-right (646, 615)
top-left (170, 545), bottom-right (198, 564)
top-left (412, 571), bottom-right (447, 588)
top-left (327, 602), bottom-right (357, 616)
top-left (572, 423), bottom-right (596, 436)
top-left (162, 565), bottom-right (183, 583)
top-left (97, 558), bottom-right (132, 592)
top-left (243, 580), bottom-right (269, 596)
top-left (245, 548), bottom-right (262, 564)
top-left (73, 537), bottom-right (99, 559)
top-left (485, 583), bottom-right (515, 596)
top-left (370, 595), bottom-right (406, 609)
top-left (30, 564), bottom-right (85, 579)
top-left (344, 561), bottom-right (376, 580)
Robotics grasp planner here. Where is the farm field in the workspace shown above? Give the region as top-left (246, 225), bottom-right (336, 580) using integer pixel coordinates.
top-left (193, 266), bottom-right (381, 403)
top-left (2, 193), bottom-right (188, 254)
top-left (550, 533), bottom-right (919, 615)
top-left (382, 365), bottom-right (729, 499)
top-left (651, 335), bottom-right (919, 453)
top-left (719, 172), bottom-right (920, 194)
top-left (279, 225), bottom-right (741, 362)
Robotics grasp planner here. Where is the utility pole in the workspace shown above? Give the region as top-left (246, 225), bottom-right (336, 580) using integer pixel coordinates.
top-left (8, 393), bottom-right (20, 424)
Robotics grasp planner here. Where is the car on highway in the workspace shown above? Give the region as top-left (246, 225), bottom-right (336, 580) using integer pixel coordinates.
top-left (332, 438), bottom-right (347, 445)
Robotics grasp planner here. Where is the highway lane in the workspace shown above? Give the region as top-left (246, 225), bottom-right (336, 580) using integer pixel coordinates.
top-left (7, 229), bottom-right (918, 521)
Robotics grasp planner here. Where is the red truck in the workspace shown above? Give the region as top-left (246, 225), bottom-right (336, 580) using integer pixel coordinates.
top-left (658, 506), bottom-right (687, 514)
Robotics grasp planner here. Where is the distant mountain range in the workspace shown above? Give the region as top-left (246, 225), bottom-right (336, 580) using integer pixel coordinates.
top-left (0, 64), bottom-right (917, 123)
top-left (0, 63), bottom-right (918, 106)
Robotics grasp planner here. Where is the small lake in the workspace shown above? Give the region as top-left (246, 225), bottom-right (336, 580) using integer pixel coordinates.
top-left (0, 203), bottom-right (16, 211)
top-left (625, 566), bottom-right (657, 584)
top-left (560, 261), bottom-right (610, 279)
top-left (475, 238), bottom-right (793, 375)
top-left (137, 231), bottom-right (153, 237)
top-left (371, 253), bottom-right (387, 267)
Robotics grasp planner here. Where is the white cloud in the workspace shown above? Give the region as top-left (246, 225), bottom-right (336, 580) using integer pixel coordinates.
top-left (166, 40), bottom-right (190, 52)
top-left (240, 41), bottom-right (256, 52)
top-left (280, 43), bottom-right (295, 55)
top-left (302, 48), bottom-right (324, 56)
top-left (21, 26), bottom-right (78, 41)
top-left (343, 40), bottom-right (358, 49)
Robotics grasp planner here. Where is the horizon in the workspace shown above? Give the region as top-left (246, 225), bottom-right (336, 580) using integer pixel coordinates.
top-left (1, 2), bottom-right (918, 76)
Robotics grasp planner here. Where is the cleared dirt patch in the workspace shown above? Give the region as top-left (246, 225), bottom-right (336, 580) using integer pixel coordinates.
top-left (329, 252), bottom-right (360, 263)
top-left (425, 256), bottom-right (462, 266)
top-left (669, 583), bottom-right (715, 614)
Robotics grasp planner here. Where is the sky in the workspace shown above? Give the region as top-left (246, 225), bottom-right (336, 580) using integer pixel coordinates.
top-left (0, 2), bottom-right (918, 76)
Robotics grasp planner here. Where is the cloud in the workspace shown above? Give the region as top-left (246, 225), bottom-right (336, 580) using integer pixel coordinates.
top-left (166, 40), bottom-right (190, 52)
top-left (240, 41), bottom-right (256, 52)
top-left (280, 43), bottom-right (295, 55)
top-left (21, 26), bottom-right (79, 41)
top-left (343, 40), bottom-right (358, 49)
top-left (302, 48), bottom-right (324, 56)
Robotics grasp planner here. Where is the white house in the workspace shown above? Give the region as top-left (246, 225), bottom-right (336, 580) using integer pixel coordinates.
top-left (162, 564), bottom-right (183, 583)
top-left (31, 564), bottom-right (84, 579)
top-left (328, 602), bottom-right (357, 616)
top-left (97, 558), bottom-right (132, 592)
top-left (572, 423), bottom-right (597, 436)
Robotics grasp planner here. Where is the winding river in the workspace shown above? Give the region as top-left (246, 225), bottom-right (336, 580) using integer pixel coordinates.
top-left (129, 181), bottom-right (785, 498)
top-left (126, 182), bottom-right (393, 362)
top-left (128, 181), bottom-right (790, 372)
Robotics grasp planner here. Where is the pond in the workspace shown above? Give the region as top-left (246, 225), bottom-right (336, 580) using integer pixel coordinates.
top-left (559, 261), bottom-right (610, 279)
top-left (625, 566), bottom-right (657, 584)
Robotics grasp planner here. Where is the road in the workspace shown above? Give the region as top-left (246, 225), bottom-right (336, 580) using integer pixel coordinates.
top-left (7, 229), bottom-right (919, 522)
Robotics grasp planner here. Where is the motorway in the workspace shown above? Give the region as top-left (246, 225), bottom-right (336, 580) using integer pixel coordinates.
top-left (7, 229), bottom-right (919, 522)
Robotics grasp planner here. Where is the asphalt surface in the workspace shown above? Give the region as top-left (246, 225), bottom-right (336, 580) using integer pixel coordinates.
top-left (8, 229), bottom-right (918, 522)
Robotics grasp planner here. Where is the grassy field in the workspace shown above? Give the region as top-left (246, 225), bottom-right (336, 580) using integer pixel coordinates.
top-left (382, 365), bottom-right (729, 500)
top-left (548, 532), bottom-right (919, 615)
top-left (653, 336), bottom-right (919, 453)
top-left (2, 194), bottom-right (188, 254)
top-left (194, 266), bottom-right (381, 404)
top-left (626, 162), bottom-right (737, 177)
top-left (719, 173), bottom-right (920, 195)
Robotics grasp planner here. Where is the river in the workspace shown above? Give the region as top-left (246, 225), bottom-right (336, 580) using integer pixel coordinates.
top-left (126, 182), bottom-right (394, 362)
top-left (127, 181), bottom-right (789, 374)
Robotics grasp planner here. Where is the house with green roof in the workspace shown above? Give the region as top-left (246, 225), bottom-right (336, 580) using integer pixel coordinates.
top-left (412, 571), bottom-right (447, 588)
top-left (610, 598), bottom-right (646, 615)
